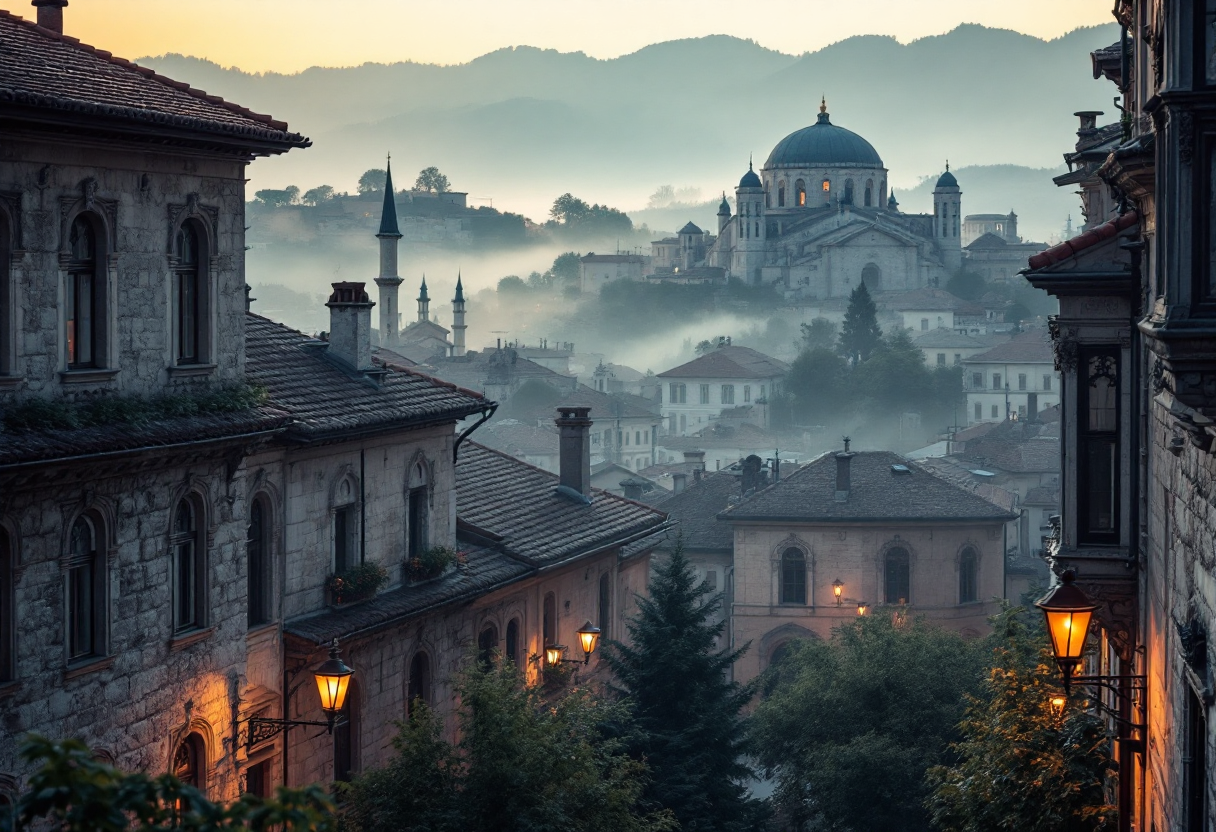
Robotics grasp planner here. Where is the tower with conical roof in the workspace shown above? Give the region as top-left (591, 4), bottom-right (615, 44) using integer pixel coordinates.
top-left (374, 158), bottom-right (404, 346)
top-left (417, 275), bottom-right (430, 322)
top-left (932, 162), bottom-right (963, 272)
top-left (451, 273), bottom-right (467, 357)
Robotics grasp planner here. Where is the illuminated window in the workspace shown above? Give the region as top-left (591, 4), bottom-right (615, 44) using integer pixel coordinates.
top-left (822, 179), bottom-right (830, 192)
top-left (796, 179), bottom-right (806, 206)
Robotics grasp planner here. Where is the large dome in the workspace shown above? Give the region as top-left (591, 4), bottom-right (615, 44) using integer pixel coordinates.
top-left (764, 108), bottom-right (883, 170)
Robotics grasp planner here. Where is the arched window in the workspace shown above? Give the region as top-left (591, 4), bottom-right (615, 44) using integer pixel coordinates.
top-left (598, 572), bottom-right (611, 636)
top-left (844, 180), bottom-right (854, 204)
top-left (885, 547), bottom-right (910, 605)
top-left (333, 678), bottom-right (358, 782)
top-left (66, 215), bottom-right (104, 369)
top-left (407, 462), bottom-right (428, 562)
top-left (172, 497), bottom-right (206, 633)
top-left (477, 623), bottom-right (498, 668)
top-left (173, 733), bottom-right (204, 788)
top-left (959, 547), bottom-right (978, 604)
top-left (795, 179), bottom-right (806, 207)
top-left (780, 548), bottom-right (806, 605)
top-left (861, 263), bottom-right (882, 293)
top-left (0, 526), bottom-right (13, 682)
top-left (777, 182), bottom-right (786, 207)
top-left (407, 650), bottom-right (430, 714)
top-left (333, 476), bottom-right (358, 574)
top-left (67, 514), bottom-right (105, 661)
top-left (879, 181), bottom-right (887, 207)
top-left (505, 618), bottom-right (520, 666)
top-left (864, 179), bottom-right (873, 207)
top-left (247, 496), bottom-right (270, 628)
top-left (821, 178), bottom-right (830, 195)
top-left (543, 592), bottom-right (556, 648)
top-left (173, 221), bottom-right (206, 365)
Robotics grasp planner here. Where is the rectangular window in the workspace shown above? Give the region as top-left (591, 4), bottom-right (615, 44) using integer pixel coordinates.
top-left (176, 269), bottom-right (199, 364)
top-left (1018, 373), bottom-right (1027, 391)
top-left (643, 430), bottom-right (649, 444)
top-left (1078, 350), bottom-right (1119, 543)
top-left (743, 385), bottom-right (751, 403)
top-left (921, 318), bottom-right (929, 330)
top-left (992, 373), bottom-right (1002, 390)
top-left (245, 760), bottom-right (271, 798)
top-left (991, 405), bottom-right (999, 418)
top-left (759, 385), bottom-right (765, 398)
top-left (972, 372), bottom-right (983, 388)
top-left (1043, 374), bottom-right (1052, 391)
top-left (721, 385), bottom-right (735, 404)
top-left (705, 570), bottom-right (718, 591)
top-left (622, 430), bottom-right (628, 446)
top-left (937, 353), bottom-right (946, 366)
top-left (67, 558), bottom-right (95, 659)
top-left (635, 431), bottom-right (641, 445)
top-left (66, 271), bottom-right (94, 367)
top-left (954, 353), bottom-right (961, 364)
top-left (334, 506), bottom-right (357, 573)
top-left (974, 402), bottom-right (982, 421)
top-left (408, 487), bottom-right (427, 561)
top-left (699, 384), bottom-right (710, 404)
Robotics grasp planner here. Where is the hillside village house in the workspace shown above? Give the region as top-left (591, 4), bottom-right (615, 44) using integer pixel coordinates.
top-left (579, 253), bottom-right (647, 294)
top-left (657, 343), bottom-right (787, 436)
top-left (912, 328), bottom-right (1001, 367)
top-left (962, 328), bottom-right (1058, 423)
top-left (0, 3), bottom-right (668, 803)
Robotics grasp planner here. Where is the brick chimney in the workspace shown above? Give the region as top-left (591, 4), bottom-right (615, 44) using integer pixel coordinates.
top-left (555, 406), bottom-right (592, 499)
top-left (325, 282), bottom-right (375, 373)
top-left (835, 440), bottom-right (855, 502)
top-left (32, 0), bottom-right (67, 33)
top-left (672, 472), bottom-right (687, 494)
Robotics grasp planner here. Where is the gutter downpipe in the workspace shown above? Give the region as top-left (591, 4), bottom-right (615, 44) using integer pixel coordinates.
top-left (453, 404), bottom-right (498, 463)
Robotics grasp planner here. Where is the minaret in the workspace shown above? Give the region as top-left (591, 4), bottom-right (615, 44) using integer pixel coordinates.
top-left (417, 275), bottom-right (430, 322)
top-left (932, 161), bottom-right (963, 273)
top-left (451, 273), bottom-right (467, 357)
top-left (887, 189), bottom-right (900, 213)
top-left (374, 157), bottom-right (403, 347)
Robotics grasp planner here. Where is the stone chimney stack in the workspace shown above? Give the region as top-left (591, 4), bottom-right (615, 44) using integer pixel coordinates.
top-left (32, 0), bottom-right (67, 33)
top-left (620, 478), bottom-right (645, 501)
top-left (326, 282), bottom-right (375, 372)
top-left (835, 445), bottom-right (855, 502)
top-left (1075, 110), bottom-right (1103, 138)
top-left (555, 406), bottom-right (592, 498)
top-left (672, 472), bottom-right (687, 494)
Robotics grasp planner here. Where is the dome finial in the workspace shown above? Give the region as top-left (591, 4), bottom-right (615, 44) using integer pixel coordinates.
top-left (945, 159), bottom-right (950, 172)
top-left (820, 95), bottom-right (827, 114)
top-left (749, 153), bottom-right (753, 171)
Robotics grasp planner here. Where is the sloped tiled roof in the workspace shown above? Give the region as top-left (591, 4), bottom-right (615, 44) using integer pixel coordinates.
top-left (0, 10), bottom-right (308, 152)
top-left (246, 314), bottom-right (487, 442)
top-left (1026, 211), bottom-right (1139, 270)
top-left (455, 443), bottom-right (669, 566)
top-left (651, 471), bottom-right (740, 552)
top-left (477, 420), bottom-right (559, 457)
top-left (912, 329), bottom-right (994, 349)
top-left (964, 328), bottom-right (1053, 365)
top-left (965, 232), bottom-right (1009, 250)
top-left (1023, 484), bottom-right (1060, 506)
top-left (657, 346), bottom-right (788, 380)
top-left (879, 287), bottom-right (971, 312)
top-left (720, 450), bottom-right (1015, 523)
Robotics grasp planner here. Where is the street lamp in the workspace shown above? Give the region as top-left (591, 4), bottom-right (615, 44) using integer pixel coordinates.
top-left (1049, 694), bottom-right (1067, 719)
top-left (245, 638), bottom-right (354, 751)
top-left (832, 579), bottom-right (844, 606)
top-left (1035, 570), bottom-right (1097, 691)
top-left (856, 601), bottom-right (869, 617)
top-left (546, 621), bottom-right (603, 667)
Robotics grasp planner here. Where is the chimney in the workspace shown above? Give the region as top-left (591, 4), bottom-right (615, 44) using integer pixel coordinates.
top-left (32, 0), bottom-right (67, 33)
top-left (835, 443), bottom-right (855, 502)
top-left (620, 478), bottom-right (645, 501)
top-left (683, 450), bottom-right (706, 467)
top-left (555, 406), bottom-right (592, 499)
top-left (672, 472), bottom-right (687, 494)
top-left (693, 467), bottom-right (702, 483)
top-left (1074, 110), bottom-right (1103, 138)
top-left (326, 282), bottom-right (375, 372)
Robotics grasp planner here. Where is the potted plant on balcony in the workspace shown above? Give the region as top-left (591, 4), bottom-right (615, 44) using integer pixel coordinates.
top-left (325, 562), bottom-right (388, 606)
top-left (407, 546), bottom-right (462, 583)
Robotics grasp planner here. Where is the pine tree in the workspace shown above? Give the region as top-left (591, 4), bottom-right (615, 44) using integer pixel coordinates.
top-left (838, 282), bottom-right (882, 363)
top-left (604, 542), bottom-right (765, 831)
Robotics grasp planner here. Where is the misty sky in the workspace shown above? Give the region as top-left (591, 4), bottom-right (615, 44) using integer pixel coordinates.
top-left (66, 0), bottom-right (1111, 72)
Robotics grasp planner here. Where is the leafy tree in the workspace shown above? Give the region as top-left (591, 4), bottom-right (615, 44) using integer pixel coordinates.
top-left (604, 543), bottom-right (766, 831)
top-left (254, 185), bottom-right (300, 207)
top-left (414, 166), bottom-right (451, 194)
top-left (549, 252), bottom-right (582, 284)
top-left (944, 270), bottom-right (987, 301)
top-left (838, 283), bottom-right (882, 363)
top-left (4, 735), bottom-right (334, 832)
top-left (926, 607), bottom-right (1117, 832)
top-left (549, 195), bottom-right (633, 236)
top-left (357, 169), bottom-right (387, 194)
top-left (551, 193), bottom-right (591, 224)
top-left (751, 615), bottom-right (985, 832)
top-left (496, 275), bottom-right (528, 294)
top-left (786, 347), bottom-right (848, 425)
top-left (343, 660), bottom-right (675, 832)
top-left (302, 185), bottom-right (335, 205)
top-left (695, 339), bottom-right (716, 355)
top-left (800, 317), bottom-right (839, 351)
top-left (1005, 301), bottom-right (1032, 323)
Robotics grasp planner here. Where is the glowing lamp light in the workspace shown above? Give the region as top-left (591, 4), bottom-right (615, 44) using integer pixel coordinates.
top-left (313, 639), bottom-right (354, 718)
top-left (856, 601), bottom-right (869, 617)
top-left (576, 620), bottom-right (602, 662)
top-left (1049, 694), bottom-right (1067, 718)
top-left (545, 644), bottom-right (566, 667)
top-left (832, 579), bottom-right (844, 605)
top-left (1035, 570), bottom-right (1097, 691)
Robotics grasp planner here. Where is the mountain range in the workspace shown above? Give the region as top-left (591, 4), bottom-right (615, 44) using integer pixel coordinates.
top-left (141, 23), bottom-right (1121, 242)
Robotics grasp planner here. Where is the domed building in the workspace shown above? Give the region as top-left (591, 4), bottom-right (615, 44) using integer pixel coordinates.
top-left (678, 100), bottom-right (972, 297)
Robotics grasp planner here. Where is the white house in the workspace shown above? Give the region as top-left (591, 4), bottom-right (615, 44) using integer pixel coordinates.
top-left (962, 328), bottom-right (1058, 424)
top-left (912, 329), bottom-right (1004, 368)
top-left (579, 253), bottom-right (647, 293)
top-left (656, 344), bottom-right (788, 436)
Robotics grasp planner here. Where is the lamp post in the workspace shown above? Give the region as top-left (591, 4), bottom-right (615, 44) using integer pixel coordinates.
top-left (245, 639), bottom-right (354, 751)
top-left (832, 579), bottom-right (844, 606)
top-left (856, 601), bottom-right (869, 617)
top-left (1049, 694), bottom-right (1067, 719)
top-left (544, 621), bottom-right (602, 667)
top-left (1034, 570), bottom-right (1097, 692)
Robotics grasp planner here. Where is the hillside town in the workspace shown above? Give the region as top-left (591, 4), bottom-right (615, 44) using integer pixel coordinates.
top-left (0, 1), bottom-right (1211, 831)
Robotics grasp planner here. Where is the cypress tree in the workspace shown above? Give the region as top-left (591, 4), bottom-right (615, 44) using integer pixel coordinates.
top-left (604, 543), bottom-right (765, 831)
top-left (838, 282), bottom-right (882, 363)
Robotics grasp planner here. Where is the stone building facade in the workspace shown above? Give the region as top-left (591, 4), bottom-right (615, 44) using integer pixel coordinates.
top-left (1023, 3), bottom-right (1216, 829)
top-left (656, 343), bottom-right (787, 436)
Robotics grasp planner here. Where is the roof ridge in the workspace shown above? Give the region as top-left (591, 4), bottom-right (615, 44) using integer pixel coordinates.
top-left (0, 9), bottom-right (295, 133)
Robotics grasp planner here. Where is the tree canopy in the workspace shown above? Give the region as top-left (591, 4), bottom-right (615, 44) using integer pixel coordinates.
top-left (357, 169), bottom-right (387, 194)
top-left (801, 317), bottom-right (839, 351)
top-left (751, 615), bottom-right (986, 832)
top-left (254, 186), bottom-right (300, 207)
top-left (838, 283), bottom-right (882, 364)
top-left (301, 185), bottom-right (335, 205)
top-left (342, 659), bottom-right (675, 832)
top-left (549, 193), bottom-right (633, 236)
top-left (604, 543), bottom-right (766, 831)
top-left (415, 166), bottom-right (451, 194)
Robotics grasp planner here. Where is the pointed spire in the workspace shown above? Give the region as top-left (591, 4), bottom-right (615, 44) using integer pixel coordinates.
top-left (454, 271), bottom-right (465, 303)
top-left (418, 274), bottom-right (429, 302)
top-left (377, 154), bottom-right (401, 238)
top-left (945, 159), bottom-right (950, 172)
top-left (820, 95), bottom-right (827, 114)
top-left (749, 154), bottom-right (753, 171)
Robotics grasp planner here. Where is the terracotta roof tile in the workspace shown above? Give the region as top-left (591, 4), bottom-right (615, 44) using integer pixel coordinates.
top-left (964, 328), bottom-right (1054, 365)
top-left (657, 345), bottom-right (788, 380)
top-left (1026, 211), bottom-right (1139, 270)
